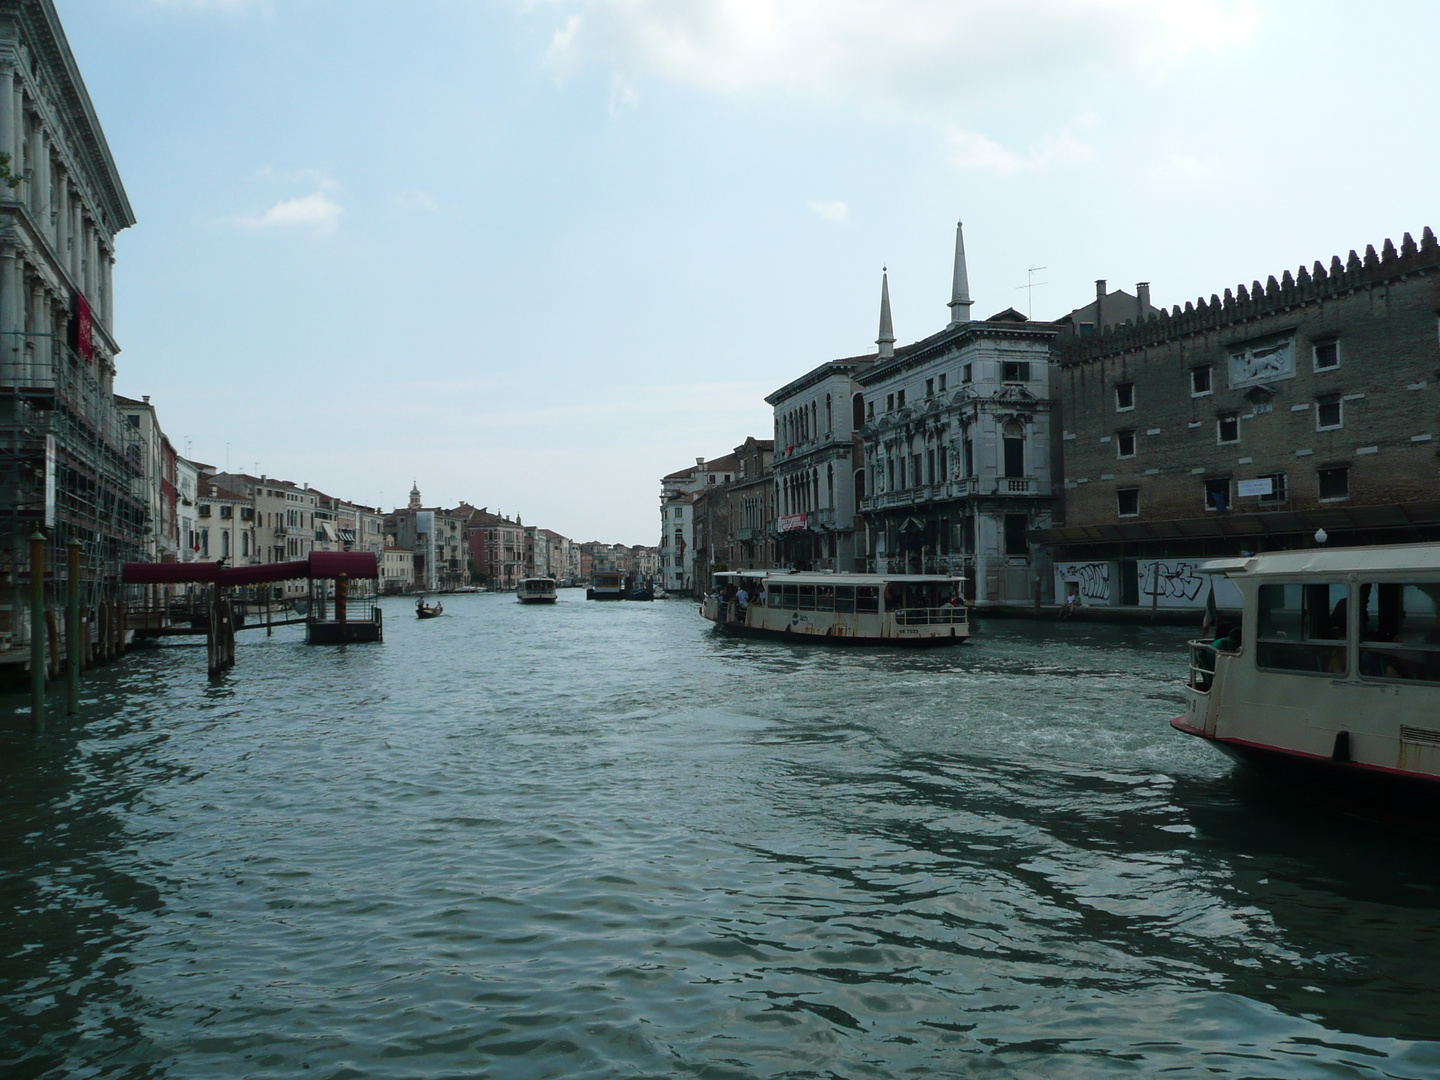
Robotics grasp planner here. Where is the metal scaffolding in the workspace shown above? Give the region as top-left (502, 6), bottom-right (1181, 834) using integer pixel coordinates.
top-left (0, 333), bottom-right (145, 656)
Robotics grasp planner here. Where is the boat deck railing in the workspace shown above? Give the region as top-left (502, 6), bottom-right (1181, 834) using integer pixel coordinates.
top-left (894, 607), bottom-right (968, 626)
top-left (1187, 639), bottom-right (1225, 692)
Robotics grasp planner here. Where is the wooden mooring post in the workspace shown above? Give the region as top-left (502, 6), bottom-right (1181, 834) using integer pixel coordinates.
top-left (67, 539), bottom-right (80, 715)
top-left (29, 530), bottom-right (45, 735)
top-left (206, 587), bottom-right (236, 677)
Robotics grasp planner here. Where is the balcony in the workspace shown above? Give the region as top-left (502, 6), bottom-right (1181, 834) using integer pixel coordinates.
top-left (860, 477), bottom-right (1048, 513)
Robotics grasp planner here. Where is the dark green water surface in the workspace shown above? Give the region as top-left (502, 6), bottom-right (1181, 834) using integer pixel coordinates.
top-left (3, 593), bottom-right (1440, 1078)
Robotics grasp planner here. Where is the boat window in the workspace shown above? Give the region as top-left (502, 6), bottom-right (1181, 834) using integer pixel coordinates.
top-left (1255, 582), bottom-right (1348, 676)
top-left (1358, 582), bottom-right (1440, 683)
top-left (780, 584), bottom-right (798, 610)
top-left (857, 586), bottom-right (879, 613)
top-left (835, 586), bottom-right (856, 614)
top-left (798, 585), bottom-right (816, 610)
top-left (815, 587), bottom-right (834, 612)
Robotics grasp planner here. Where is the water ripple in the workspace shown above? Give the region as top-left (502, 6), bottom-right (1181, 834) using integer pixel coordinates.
top-left (3, 594), bottom-right (1440, 1078)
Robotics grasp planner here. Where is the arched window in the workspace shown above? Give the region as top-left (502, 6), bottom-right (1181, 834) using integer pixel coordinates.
top-left (852, 393), bottom-right (864, 430)
top-left (1003, 421), bottom-right (1026, 479)
top-left (826, 394), bottom-right (832, 435)
top-left (826, 462), bottom-right (834, 507)
top-left (222, 531), bottom-right (230, 559)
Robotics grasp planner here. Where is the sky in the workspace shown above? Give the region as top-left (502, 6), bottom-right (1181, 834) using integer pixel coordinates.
top-left (55, 0), bottom-right (1440, 544)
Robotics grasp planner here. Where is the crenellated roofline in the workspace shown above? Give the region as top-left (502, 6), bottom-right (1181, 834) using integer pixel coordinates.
top-left (1059, 227), bottom-right (1440, 367)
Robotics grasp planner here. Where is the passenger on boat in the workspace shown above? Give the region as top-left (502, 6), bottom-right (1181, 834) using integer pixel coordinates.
top-left (737, 585), bottom-right (749, 610)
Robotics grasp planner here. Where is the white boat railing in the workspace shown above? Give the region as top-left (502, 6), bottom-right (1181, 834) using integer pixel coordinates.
top-left (894, 607), bottom-right (968, 626)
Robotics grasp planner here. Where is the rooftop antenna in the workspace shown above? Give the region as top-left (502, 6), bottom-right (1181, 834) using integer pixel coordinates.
top-left (1015, 266), bottom-right (1048, 319)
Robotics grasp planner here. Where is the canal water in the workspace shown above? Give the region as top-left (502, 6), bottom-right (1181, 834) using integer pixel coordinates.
top-left (3, 594), bottom-right (1440, 1079)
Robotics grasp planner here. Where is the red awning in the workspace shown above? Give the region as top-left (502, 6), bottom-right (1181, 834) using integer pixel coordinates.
top-left (218, 561), bottom-right (310, 586)
top-left (123, 561), bottom-right (220, 584)
top-left (123, 551), bottom-right (380, 586)
top-left (309, 551), bottom-right (379, 580)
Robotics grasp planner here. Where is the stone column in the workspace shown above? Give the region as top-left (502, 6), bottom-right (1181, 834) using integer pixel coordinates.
top-left (11, 87), bottom-right (23, 198)
top-left (0, 251), bottom-right (17, 380)
top-left (26, 279), bottom-right (42, 385)
top-left (27, 117), bottom-right (41, 217)
top-left (54, 169), bottom-right (66, 260)
top-left (103, 252), bottom-right (113, 331)
top-left (68, 197), bottom-right (79, 280)
top-left (0, 68), bottom-right (13, 192)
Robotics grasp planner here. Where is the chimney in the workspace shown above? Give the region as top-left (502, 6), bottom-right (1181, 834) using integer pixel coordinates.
top-left (1136, 282), bottom-right (1151, 318)
top-left (142, 395), bottom-right (150, 404)
top-left (1095, 279), bottom-right (1106, 328)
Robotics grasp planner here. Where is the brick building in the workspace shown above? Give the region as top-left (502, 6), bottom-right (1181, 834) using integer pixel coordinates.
top-left (1040, 228), bottom-right (1440, 611)
top-left (691, 436), bottom-right (775, 587)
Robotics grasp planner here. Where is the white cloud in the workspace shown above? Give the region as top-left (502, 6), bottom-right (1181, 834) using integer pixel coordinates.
top-left (536, 0), bottom-right (1259, 166)
top-left (808, 199), bottom-right (847, 222)
top-left (393, 190), bottom-right (441, 213)
top-left (240, 189), bottom-right (344, 235)
top-left (145, 0), bottom-right (273, 11)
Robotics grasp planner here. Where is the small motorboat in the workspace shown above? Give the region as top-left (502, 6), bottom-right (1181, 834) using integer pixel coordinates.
top-left (416, 598), bottom-right (444, 619)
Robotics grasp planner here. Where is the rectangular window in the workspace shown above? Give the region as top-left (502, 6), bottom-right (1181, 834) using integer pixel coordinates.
top-left (1316, 395), bottom-right (1342, 430)
top-left (856, 586), bottom-right (880, 613)
top-left (1115, 382), bottom-right (1134, 410)
top-left (1117, 488), bottom-right (1139, 516)
top-left (1003, 438), bottom-right (1025, 478)
top-left (867, 401), bottom-right (874, 420)
top-left (926, 449), bottom-right (935, 485)
top-left (925, 377), bottom-right (934, 398)
top-left (963, 439), bottom-right (974, 477)
top-left (1116, 430), bottom-right (1136, 458)
top-left (886, 393), bottom-right (894, 412)
top-left (897, 389), bottom-right (906, 408)
top-left (1257, 472), bottom-right (1288, 504)
top-left (1204, 477), bottom-right (1231, 512)
top-left (1359, 583), bottom-right (1440, 682)
top-left (937, 445), bottom-right (948, 480)
top-left (912, 454), bottom-right (922, 487)
top-left (887, 459), bottom-right (895, 491)
top-left (1003, 514), bottom-right (1028, 555)
top-left (1217, 413), bottom-right (1239, 443)
top-left (1191, 365), bottom-right (1211, 396)
top-left (938, 373), bottom-right (947, 392)
top-left (1002, 361), bottom-right (1030, 383)
top-left (1318, 466), bottom-right (1349, 500)
top-left (1256, 582), bottom-right (1348, 675)
top-left (1314, 339), bottom-right (1339, 370)
top-left (962, 363), bottom-right (972, 384)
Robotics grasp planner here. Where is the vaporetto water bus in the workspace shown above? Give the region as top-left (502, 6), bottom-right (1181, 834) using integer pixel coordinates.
top-left (587, 571), bottom-right (626, 601)
top-left (701, 571), bottom-right (969, 646)
top-left (516, 577), bottom-right (558, 604)
top-left (1174, 543), bottom-right (1440, 798)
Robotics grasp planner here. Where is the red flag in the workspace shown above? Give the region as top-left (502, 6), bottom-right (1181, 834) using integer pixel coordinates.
top-left (77, 292), bottom-right (93, 361)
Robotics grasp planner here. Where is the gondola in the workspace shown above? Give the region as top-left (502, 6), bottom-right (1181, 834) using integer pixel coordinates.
top-left (416, 598), bottom-right (444, 619)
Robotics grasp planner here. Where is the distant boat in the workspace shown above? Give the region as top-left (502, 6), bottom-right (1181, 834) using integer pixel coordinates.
top-left (452, 585), bottom-right (480, 594)
top-left (701, 570), bottom-right (969, 646)
top-left (586, 571), bottom-right (626, 601)
top-left (416, 598), bottom-right (444, 619)
top-left (517, 577), bottom-right (558, 604)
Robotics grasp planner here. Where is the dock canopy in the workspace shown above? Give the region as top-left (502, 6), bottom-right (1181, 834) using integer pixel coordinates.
top-left (308, 551), bottom-right (379, 580)
top-left (124, 551), bottom-right (380, 586)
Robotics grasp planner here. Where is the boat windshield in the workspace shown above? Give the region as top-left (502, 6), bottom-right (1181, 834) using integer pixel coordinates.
top-left (881, 581), bottom-right (964, 611)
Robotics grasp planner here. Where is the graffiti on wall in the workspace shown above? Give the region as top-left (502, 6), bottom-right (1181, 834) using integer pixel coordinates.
top-left (1139, 561), bottom-right (1206, 602)
top-left (1056, 562), bottom-right (1109, 601)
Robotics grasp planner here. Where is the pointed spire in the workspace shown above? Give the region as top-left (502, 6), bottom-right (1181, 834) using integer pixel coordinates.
top-left (948, 220), bottom-right (973, 325)
top-left (877, 266), bottom-right (895, 359)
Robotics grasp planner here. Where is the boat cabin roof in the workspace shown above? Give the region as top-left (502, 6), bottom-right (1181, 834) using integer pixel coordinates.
top-left (520, 577), bottom-right (556, 585)
top-left (1201, 542), bottom-right (1440, 580)
top-left (713, 571), bottom-right (963, 587)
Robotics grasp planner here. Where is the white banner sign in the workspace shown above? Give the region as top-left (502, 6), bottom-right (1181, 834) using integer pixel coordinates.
top-left (1237, 478), bottom-right (1273, 498)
